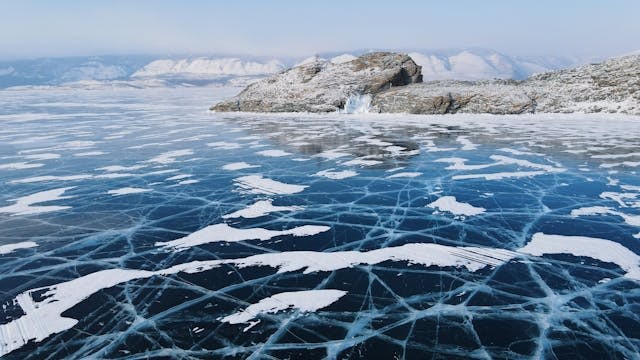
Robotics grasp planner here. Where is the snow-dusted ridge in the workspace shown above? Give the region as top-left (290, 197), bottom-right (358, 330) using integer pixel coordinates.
top-left (132, 57), bottom-right (284, 77)
top-left (0, 49), bottom-right (587, 90)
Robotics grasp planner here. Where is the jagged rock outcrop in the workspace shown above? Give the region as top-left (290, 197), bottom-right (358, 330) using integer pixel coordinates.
top-left (211, 53), bottom-right (640, 115)
top-left (210, 52), bottom-right (422, 112)
top-left (371, 55), bottom-right (640, 115)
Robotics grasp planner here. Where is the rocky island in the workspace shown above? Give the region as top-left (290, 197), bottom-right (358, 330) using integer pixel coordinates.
top-left (211, 52), bottom-right (639, 115)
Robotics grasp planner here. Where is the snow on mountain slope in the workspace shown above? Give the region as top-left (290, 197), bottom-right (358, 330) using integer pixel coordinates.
top-left (408, 49), bottom-right (577, 81)
top-left (59, 61), bottom-right (129, 82)
top-left (0, 50), bottom-right (588, 89)
top-left (132, 58), bottom-right (283, 77)
top-left (298, 49), bottom-right (581, 81)
top-left (0, 56), bottom-right (152, 88)
top-left (408, 50), bottom-right (520, 80)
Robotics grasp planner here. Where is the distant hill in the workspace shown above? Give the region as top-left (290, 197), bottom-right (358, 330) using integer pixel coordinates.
top-left (0, 49), bottom-right (593, 89)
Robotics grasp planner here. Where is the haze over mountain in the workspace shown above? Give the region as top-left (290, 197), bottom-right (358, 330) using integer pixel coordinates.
top-left (0, 48), bottom-right (600, 89)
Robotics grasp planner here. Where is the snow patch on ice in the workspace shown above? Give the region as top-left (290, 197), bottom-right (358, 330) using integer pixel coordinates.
top-left (314, 169), bottom-right (358, 180)
top-left (387, 172), bottom-right (422, 179)
top-left (207, 141), bottom-right (242, 150)
top-left (456, 136), bottom-right (477, 150)
top-left (23, 153), bottom-right (61, 161)
top-left (96, 164), bottom-right (146, 172)
top-left (520, 233), bottom-right (640, 280)
top-left (107, 187), bottom-right (152, 196)
top-left (222, 162), bottom-right (260, 171)
top-left (571, 206), bottom-right (640, 227)
top-left (453, 171), bottom-right (547, 181)
top-left (0, 187), bottom-right (74, 216)
top-left (0, 162), bottom-right (44, 170)
top-left (156, 223), bottom-right (330, 251)
top-left (234, 175), bottom-right (307, 195)
top-left (220, 290), bottom-right (347, 324)
top-left (314, 148), bottom-right (351, 160)
top-left (73, 151), bottom-right (105, 157)
top-left (0, 268), bottom-right (155, 356)
top-left (147, 149), bottom-right (193, 164)
top-left (256, 149), bottom-right (291, 157)
top-left (342, 158), bottom-right (383, 167)
top-left (0, 241), bottom-right (38, 255)
top-left (222, 200), bottom-right (303, 219)
top-left (427, 196), bottom-right (486, 216)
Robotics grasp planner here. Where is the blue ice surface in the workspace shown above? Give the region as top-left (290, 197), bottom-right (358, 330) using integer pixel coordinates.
top-left (0, 87), bottom-right (639, 359)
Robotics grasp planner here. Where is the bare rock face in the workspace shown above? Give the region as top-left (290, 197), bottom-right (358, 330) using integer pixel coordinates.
top-left (210, 52), bottom-right (422, 112)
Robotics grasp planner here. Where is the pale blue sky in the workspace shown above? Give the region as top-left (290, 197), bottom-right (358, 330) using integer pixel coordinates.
top-left (1, 0), bottom-right (638, 59)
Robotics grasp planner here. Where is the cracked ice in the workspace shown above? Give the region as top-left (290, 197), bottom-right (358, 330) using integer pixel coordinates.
top-left (0, 88), bottom-right (639, 359)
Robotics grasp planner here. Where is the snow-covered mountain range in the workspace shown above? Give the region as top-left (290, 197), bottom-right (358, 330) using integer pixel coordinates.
top-left (132, 58), bottom-right (283, 78)
top-left (0, 49), bottom-right (597, 89)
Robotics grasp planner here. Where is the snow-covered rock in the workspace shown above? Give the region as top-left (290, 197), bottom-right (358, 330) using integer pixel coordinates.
top-left (210, 52), bottom-right (422, 112)
top-left (330, 54), bottom-right (357, 64)
top-left (213, 52), bottom-right (639, 115)
top-left (372, 54), bottom-right (640, 115)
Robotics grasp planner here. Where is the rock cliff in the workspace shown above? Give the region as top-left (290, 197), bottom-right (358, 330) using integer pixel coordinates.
top-left (211, 53), bottom-right (640, 115)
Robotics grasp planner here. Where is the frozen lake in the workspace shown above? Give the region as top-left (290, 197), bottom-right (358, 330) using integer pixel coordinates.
top-left (0, 87), bottom-right (639, 359)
